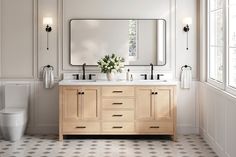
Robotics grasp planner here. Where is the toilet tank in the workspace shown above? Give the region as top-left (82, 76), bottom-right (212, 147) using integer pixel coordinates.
top-left (4, 84), bottom-right (29, 108)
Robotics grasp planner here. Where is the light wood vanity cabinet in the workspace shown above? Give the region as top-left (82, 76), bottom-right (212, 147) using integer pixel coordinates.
top-left (59, 85), bottom-right (176, 141)
top-left (60, 86), bottom-right (100, 138)
top-left (136, 86), bottom-right (175, 136)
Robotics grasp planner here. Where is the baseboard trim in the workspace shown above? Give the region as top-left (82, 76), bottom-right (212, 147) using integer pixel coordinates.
top-left (26, 125), bottom-right (58, 135)
top-left (177, 125), bottom-right (199, 134)
top-left (200, 128), bottom-right (228, 157)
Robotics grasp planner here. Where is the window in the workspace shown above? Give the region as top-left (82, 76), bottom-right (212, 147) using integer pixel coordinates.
top-left (228, 3), bottom-right (236, 89)
top-left (207, 0), bottom-right (236, 94)
top-left (208, 0), bottom-right (224, 83)
top-left (128, 20), bottom-right (138, 61)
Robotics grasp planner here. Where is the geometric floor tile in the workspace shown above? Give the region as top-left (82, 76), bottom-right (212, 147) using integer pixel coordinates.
top-left (0, 134), bottom-right (218, 157)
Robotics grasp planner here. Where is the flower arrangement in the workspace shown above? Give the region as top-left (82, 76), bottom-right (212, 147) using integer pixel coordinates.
top-left (97, 54), bottom-right (125, 73)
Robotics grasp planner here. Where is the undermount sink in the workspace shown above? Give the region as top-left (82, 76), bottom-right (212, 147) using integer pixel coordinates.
top-left (135, 80), bottom-right (167, 82)
top-left (66, 80), bottom-right (96, 82)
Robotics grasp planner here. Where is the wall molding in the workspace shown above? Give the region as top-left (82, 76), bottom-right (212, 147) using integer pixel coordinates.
top-left (37, 0), bottom-right (60, 79)
top-left (0, 0), bottom-right (37, 79)
top-left (60, 0), bottom-right (175, 74)
top-left (0, 0), bottom-right (2, 78)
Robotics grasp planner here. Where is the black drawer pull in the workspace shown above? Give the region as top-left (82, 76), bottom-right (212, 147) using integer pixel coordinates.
top-left (112, 114), bottom-right (123, 117)
top-left (112, 91), bottom-right (123, 93)
top-left (150, 126), bottom-right (160, 129)
top-left (151, 92), bottom-right (155, 95)
top-left (112, 103), bottom-right (123, 105)
top-left (112, 126), bottom-right (123, 129)
top-left (75, 126), bottom-right (86, 129)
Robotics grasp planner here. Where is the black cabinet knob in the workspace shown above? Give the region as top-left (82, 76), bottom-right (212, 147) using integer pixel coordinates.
top-left (151, 92), bottom-right (155, 95)
top-left (81, 92), bottom-right (84, 95)
top-left (155, 92), bottom-right (158, 95)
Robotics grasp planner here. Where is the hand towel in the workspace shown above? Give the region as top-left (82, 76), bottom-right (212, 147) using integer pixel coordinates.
top-left (43, 67), bottom-right (54, 89)
top-left (180, 68), bottom-right (192, 89)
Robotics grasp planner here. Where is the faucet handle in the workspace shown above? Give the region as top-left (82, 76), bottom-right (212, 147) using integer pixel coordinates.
top-left (72, 74), bottom-right (79, 80)
top-left (157, 74), bottom-right (164, 80)
top-left (89, 74), bottom-right (96, 80)
top-left (140, 74), bottom-right (147, 80)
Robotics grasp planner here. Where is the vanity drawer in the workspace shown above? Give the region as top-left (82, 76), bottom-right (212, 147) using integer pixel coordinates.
top-left (102, 98), bottom-right (135, 109)
top-left (102, 110), bottom-right (134, 121)
top-left (63, 122), bottom-right (100, 133)
top-left (102, 122), bottom-right (134, 133)
top-left (102, 86), bottom-right (134, 97)
top-left (136, 122), bottom-right (173, 133)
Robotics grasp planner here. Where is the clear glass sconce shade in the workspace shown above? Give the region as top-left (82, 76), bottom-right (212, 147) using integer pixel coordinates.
top-left (183, 17), bottom-right (192, 25)
top-left (43, 17), bottom-right (53, 25)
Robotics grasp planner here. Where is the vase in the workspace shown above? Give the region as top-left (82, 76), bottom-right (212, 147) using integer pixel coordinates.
top-left (106, 72), bottom-right (115, 81)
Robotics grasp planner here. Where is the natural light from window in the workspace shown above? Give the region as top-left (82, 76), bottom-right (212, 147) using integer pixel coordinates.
top-left (209, 0), bottom-right (224, 83)
top-left (229, 2), bottom-right (236, 88)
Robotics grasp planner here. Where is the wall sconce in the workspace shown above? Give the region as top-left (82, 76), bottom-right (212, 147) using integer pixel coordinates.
top-left (183, 17), bottom-right (192, 50)
top-left (43, 17), bottom-right (53, 50)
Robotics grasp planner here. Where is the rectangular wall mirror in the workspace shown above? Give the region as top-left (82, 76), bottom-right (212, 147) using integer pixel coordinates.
top-left (70, 19), bottom-right (166, 66)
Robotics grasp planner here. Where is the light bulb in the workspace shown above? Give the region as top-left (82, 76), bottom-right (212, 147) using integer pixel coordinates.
top-left (43, 17), bottom-right (53, 26)
top-left (183, 17), bottom-right (192, 25)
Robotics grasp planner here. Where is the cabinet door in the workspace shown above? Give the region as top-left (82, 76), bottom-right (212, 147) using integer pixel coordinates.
top-left (82, 87), bottom-right (100, 120)
top-left (63, 87), bottom-right (81, 122)
top-left (136, 87), bottom-right (154, 120)
top-left (154, 87), bottom-right (173, 121)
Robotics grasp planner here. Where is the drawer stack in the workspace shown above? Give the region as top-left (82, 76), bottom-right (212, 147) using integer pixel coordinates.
top-left (101, 86), bottom-right (135, 133)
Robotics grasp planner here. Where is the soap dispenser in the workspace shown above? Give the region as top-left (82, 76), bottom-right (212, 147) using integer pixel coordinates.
top-left (126, 69), bottom-right (130, 81)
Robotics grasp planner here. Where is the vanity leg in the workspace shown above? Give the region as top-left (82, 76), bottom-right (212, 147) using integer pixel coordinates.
top-left (59, 134), bottom-right (63, 141)
top-left (171, 134), bottom-right (177, 142)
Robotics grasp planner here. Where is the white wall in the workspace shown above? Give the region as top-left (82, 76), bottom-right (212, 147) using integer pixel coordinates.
top-left (199, 82), bottom-right (236, 157)
top-left (0, 0), bottom-right (199, 135)
top-left (198, 1), bottom-right (236, 156)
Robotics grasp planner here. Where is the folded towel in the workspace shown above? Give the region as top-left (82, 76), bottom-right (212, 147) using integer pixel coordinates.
top-left (43, 67), bottom-right (54, 89)
top-left (180, 68), bottom-right (192, 89)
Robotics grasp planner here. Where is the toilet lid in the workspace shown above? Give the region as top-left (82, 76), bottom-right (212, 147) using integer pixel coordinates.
top-left (0, 108), bottom-right (25, 115)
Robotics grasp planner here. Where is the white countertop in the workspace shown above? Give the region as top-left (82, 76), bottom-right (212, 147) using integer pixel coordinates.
top-left (59, 79), bottom-right (177, 86)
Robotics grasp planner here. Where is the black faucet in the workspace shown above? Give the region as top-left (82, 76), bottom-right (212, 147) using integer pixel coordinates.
top-left (82, 63), bottom-right (86, 80)
top-left (150, 63), bottom-right (154, 80)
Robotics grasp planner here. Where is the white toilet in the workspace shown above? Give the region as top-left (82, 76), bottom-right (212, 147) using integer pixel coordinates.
top-left (0, 84), bottom-right (29, 141)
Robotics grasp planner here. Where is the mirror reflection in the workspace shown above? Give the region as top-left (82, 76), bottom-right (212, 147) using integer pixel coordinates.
top-left (70, 19), bottom-right (166, 66)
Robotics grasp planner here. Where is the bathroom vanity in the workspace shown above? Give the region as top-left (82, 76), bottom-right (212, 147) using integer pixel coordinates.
top-left (59, 80), bottom-right (176, 141)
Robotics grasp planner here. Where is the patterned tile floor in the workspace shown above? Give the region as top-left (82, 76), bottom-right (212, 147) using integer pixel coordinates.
top-left (0, 134), bottom-right (218, 157)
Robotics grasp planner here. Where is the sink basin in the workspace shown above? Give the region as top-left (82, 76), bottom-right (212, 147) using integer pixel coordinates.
top-left (135, 80), bottom-right (167, 82)
top-left (66, 80), bottom-right (96, 82)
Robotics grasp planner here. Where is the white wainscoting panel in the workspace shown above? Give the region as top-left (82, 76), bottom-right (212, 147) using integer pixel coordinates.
top-left (29, 81), bottom-right (59, 134)
top-left (199, 82), bottom-right (236, 157)
top-left (177, 81), bottom-right (199, 134)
